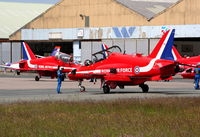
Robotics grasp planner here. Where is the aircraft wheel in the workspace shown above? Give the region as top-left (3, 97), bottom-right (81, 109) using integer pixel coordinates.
top-left (103, 85), bottom-right (110, 94)
top-left (35, 76), bottom-right (40, 81)
top-left (80, 86), bottom-right (85, 92)
top-left (16, 71), bottom-right (20, 75)
top-left (119, 85), bottom-right (124, 89)
top-left (139, 84), bottom-right (149, 93)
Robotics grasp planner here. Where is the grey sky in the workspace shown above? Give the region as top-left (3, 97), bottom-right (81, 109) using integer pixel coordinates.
top-left (0, 0), bottom-right (61, 4)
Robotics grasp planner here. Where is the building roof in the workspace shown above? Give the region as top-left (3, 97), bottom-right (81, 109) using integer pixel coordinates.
top-left (115, 0), bottom-right (181, 20)
top-left (0, 2), bottom-right (53, 39)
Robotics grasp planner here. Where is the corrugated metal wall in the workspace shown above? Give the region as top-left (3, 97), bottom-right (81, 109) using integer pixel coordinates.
top-left (12, 42), bottom-right (21, 63)
top-left (73, 41), bottom-right (81, 62)
top-left (149, 39), bottom-right (159, 54)
top-left (81, 42), bottom-right (92, 62)
top-left (124, 39), bottom-right (136, 55)
top-left (2, 43), bottom-right (11, 64)
top-left (136, 39), bottom-right (148, 56)
top-left (0, 42), bottom-right (21, 65)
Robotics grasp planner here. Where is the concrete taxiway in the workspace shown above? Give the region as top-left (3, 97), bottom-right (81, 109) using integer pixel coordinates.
top-left (0, 72), bottom-right (200, 103)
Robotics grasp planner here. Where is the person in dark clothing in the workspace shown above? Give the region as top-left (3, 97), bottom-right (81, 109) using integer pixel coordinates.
top-left (194, 63), bottom-right (200, 89)
top-left (57, 67), bottom-right (64, 94)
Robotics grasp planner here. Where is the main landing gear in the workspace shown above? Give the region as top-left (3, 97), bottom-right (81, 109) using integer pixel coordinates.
top-left (103, 84), bottom-right (110, 94)
top-left (78, 80), bottom-right (86, 92)
top-left (35, 76), bottom-right (40, 81)
top-left (16, 71), bottom-right (20, 75)
top-left (139, 83), bottom-right (149, 93)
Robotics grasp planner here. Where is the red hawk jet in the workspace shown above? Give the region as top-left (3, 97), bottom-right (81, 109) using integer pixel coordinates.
top-left (0, 42), bottom-right (80, 81)
top-left (68, 29), bottom-right (178, 93)
top-left (172, 46), bottom-right (200, 79)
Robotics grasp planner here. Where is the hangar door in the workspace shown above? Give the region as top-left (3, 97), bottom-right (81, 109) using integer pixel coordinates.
top-left (0, 42), bottom-right (21, 65)
top-left (27, 42), bottom-right (73, 56)
top-left (81, 41), bottom-right (101, 63)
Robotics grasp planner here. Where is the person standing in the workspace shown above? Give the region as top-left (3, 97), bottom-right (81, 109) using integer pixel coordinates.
top-left (194, 63), bottom-right (200, 89)
top-left (57, 67), bottom-right (64, 94)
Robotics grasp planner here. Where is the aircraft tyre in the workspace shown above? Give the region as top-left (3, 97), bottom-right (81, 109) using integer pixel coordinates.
top-left (80, 86), bottom-right (85, 92)
top-left (139, 84), bottom-right (149, 93)
top-left (119, 85), bottom-right (124, 89)
top-left (35, 76), bottom-right (40, 81)
top-left (16, 71), bottom-right (20, 75)
top-left (103, 85), bottom-right (110, 94)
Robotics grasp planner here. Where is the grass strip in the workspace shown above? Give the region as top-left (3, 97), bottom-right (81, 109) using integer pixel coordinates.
top-left (0, 97), bottom-right (200, 137)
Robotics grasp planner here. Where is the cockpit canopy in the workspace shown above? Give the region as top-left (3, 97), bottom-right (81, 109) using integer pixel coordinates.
top-left (83, 45), bottom-right (122, 66)
top-left (92, 45), bottom-right (122, 62)
top-left (56, 53), bottom-right (72, 63)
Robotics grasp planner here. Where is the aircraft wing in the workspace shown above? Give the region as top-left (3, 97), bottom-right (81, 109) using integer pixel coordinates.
top-left (178, 63), bottom-right (196, 68)
top-left (0, 64), bottom-right (20, 70)
top-left (0, 64), bottom-right (11, 69)
top-left (35, 55), bottom-right (44, 58)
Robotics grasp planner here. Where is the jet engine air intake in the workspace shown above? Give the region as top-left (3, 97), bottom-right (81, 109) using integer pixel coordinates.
top-left (110, 68), bottom-right (117, 73)
top-left (71, 69), bottom-right (76, 75)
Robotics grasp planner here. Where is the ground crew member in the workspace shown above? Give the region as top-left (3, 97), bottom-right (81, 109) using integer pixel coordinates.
top-left (194, 63), bottom-right (200, 89)
top-left (57, 67), bottom-right (64, 94)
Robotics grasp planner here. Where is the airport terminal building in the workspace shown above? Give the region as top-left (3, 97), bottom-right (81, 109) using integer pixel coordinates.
top-left (1, 0), bottom-right (200, 65)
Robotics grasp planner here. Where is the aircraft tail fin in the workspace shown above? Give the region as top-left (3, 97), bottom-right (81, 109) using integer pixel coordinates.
top-left (148, 29), bottom-right (175, 61)
top-left (172, 46), bottom-right (182, 60)
top-left (22, 42), bottom-right (36, 60)
top-left (101, 44), bottom-right (109, 59)
top-left (50, 46), bottom-right (61, 56)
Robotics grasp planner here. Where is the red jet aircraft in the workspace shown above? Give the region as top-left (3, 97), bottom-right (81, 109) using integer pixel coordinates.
top-left (68, 29), bottom-right (178, 93)
top-left (172, 46), bottom-right (200, 79)
top-left (0, 42), bottom-right (80, 81)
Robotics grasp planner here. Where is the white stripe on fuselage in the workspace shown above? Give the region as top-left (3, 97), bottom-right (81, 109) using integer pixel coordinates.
top-left (27, 60), bottom-right (76, 70)
top-left (27, 60), bottom-right (37, 69)
top-left (140, 58), bottom-right (157, 72)
top-left (75, 69), bottom-right (101, 74)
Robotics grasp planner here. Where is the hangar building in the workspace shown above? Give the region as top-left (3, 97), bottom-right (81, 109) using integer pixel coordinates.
top-left (2, 0), bottom-right (200, 64)
top-left (0, 1), bottom-right (53, 65)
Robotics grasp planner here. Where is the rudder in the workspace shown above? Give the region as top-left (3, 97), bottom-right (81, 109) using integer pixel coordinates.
top-left (22, 42), bottom-right (36, 60)
top-left (51, 46), bottom-right (61, 56)
top-left (149, 29), bottom-right (175, 61)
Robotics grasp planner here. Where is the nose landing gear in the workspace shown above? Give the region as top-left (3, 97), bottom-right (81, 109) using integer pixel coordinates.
top-left (78, 80), bottom-right (86, 92)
